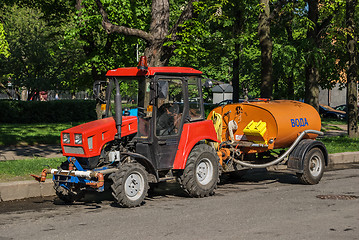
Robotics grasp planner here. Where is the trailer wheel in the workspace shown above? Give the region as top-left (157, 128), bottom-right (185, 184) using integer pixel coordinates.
top-left (54, 183), bottom-right (84, 204)
top-left (111, 163), bottom-right (149, 207)
top-left (181, 144), bottom-right (219, 197)
top-left (297, 147), bottom-right (325, 185)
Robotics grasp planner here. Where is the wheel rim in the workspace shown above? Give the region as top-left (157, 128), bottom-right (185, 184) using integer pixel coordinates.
top-left (125, 171), bottom-right (145, 201)
top-left (309, 154), bottom-right (322, 177)
top-left (196, 158), bottom-right (214, 185)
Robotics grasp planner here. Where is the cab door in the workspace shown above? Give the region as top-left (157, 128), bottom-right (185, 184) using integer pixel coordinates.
top-left (154, 77), bottom-right (186, 170)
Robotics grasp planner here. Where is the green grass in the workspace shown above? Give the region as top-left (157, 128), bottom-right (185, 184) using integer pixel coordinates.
top-left (0, 157), bottom-right (66, 182)
top-left (0, 122), bottom-right (84, 146)
top-left (321, 124), bottom-right (343, 131)
top-left (320, 118), bottom-right (358, 153)
top-left (321, 118), bottom-right (347, 132)
top-left (320, 136), bottom-right (359, 154)
top-left (321, 118), bottom-right (359, 126)
top-left (321, 118), bottom-right (347, 126)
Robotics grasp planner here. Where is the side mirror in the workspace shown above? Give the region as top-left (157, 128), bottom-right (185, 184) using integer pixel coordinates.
top-left (93, 80), bottom-right (107, 103)
top-left (203, 79), bottom-right (213, 89)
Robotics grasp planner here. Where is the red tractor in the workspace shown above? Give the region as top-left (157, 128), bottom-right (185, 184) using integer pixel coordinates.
top-left (33, 56), bottom-right (220, 207)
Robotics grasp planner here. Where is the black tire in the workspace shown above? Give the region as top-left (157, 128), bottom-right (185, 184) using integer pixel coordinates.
top-left (180, 144), bottom-right (220, 197)
top-left (54, 182), bottom-right (85, 204)
top-left (111, 163), bottom-right (149, 207)
top-left (229, 168), bottom-right (248, 179)
top-left (54, 162), bottom-right (85, 203)
top-left (297, 147), bottom-right (325, 185)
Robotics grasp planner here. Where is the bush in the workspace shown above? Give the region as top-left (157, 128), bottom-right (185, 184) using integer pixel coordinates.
top-left (0, 100), bottom-right (97, 123)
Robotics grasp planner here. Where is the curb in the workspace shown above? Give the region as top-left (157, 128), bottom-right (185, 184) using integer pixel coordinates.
top-left (0, 152), bottom-right (358, 202)
top-left (328, 151), bottom-right (359, 167)
top-left (0, 180), bottom-right (55, 202)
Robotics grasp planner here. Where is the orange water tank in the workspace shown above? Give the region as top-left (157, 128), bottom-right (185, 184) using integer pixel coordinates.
top-left (208, 100), bottom-right (321, 149)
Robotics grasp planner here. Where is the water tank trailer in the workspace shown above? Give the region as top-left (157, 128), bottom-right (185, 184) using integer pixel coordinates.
top-left (208, 100), bottom-right (328, 185)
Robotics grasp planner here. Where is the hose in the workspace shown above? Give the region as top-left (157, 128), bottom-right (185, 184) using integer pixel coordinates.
top-left (232, 130), bottom-right (323, 168)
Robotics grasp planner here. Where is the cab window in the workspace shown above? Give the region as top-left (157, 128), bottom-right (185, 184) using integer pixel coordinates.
top-left (156, 79), bottom-right (184, 136)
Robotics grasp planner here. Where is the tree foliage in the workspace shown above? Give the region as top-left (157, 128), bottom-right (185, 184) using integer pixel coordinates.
top-left (0, 0), bottom-right (357, 110)
top-left (0, 22), bottom-right (10, 58)
top-left (0, 3), bottom-right (88, 99)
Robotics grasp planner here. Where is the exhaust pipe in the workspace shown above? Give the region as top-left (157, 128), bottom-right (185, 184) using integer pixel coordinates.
top-left (114, 77), bottom-right (122, 139)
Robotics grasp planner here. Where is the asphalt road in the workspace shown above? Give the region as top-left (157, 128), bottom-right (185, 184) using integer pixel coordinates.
top-left (0, 167), bottom-right (358, 240)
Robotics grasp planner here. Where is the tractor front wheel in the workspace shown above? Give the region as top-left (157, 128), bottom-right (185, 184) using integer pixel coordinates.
top-left (111, 163), bottom-right (149, 207)
top-left (54, 183), bottom-right (85, 204)
top-left (180, 144), bottom-right (219, 197)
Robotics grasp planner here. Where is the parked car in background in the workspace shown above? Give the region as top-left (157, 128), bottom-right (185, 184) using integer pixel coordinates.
top-left (334, 104), bottom-right (359, 119)
top-left (334, 104), bottom-right (347, 112)
top-left (216, 99), bottom-right (233, 106)
top-left (319, 104), bottom-right (346, 120)
top-left (216, 99), bottom-right (248, 107)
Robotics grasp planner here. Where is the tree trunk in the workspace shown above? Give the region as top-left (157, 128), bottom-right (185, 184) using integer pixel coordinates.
top-left (143, 0), bottom-right (170, 67)
top-left (95, 0), bottom-right (197, 67)
top-left (232, 3), bottom-right (244, 103)
top-left (285, 19), bottom-right (294, 100)
top-left (305, 65), bottom-right (320, 109)
top-left (346, 0), bottom-right (358, 138)
top-left (305, 0), bottom-right (320, 111)
top-left (21, 86), bottom-right (28, 101)
top-left (258, 0), bottom-right (273, 99)
top-left (232, 45), bottom-right (240, 102)
top-left (287, 76), bottom-right (294, 100)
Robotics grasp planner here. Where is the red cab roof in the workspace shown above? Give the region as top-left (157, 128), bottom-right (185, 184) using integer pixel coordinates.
top-left (106, 66), bottom-right (202, 77)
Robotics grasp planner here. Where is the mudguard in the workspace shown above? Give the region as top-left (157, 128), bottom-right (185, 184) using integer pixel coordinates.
top-left (287, 139), bottom-right (328, 173)
top-left (172, 120), bottom-right (219, 170)
top-left (121, 152), bottom-right (158, 180)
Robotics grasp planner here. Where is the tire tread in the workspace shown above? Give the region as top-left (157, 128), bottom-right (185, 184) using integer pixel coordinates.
top-left (180, 144), bottom-right (219, 197)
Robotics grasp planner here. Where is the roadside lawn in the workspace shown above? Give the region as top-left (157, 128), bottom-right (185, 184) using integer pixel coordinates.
top-left (0, 157), bottom-right (65, 182)
top-left (0, 122), bottom-right (84, 145)
top-left (321, 136), bottom-right (359, 154)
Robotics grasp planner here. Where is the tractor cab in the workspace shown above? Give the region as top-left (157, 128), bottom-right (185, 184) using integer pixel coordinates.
top-left (103, 57), bottom-right (213, 176)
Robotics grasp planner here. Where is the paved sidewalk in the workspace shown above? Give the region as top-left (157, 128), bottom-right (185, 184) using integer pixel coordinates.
top-left (0, 145), bottom-right (63, 161)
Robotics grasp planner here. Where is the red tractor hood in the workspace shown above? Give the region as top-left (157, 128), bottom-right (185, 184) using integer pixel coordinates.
top-left (61, 116), bottom-right (137, 158)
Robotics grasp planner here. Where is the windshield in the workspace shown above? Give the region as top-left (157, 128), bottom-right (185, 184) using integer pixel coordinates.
top-left (105, 77), bottom-right (152, 138)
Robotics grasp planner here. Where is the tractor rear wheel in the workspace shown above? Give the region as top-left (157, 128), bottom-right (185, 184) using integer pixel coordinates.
top-left (111, 163), bottom-right (149, 207)
top-left (297, 147), bottom-right (325, 185)
top-left (180, 144), bottom-right (219, 197)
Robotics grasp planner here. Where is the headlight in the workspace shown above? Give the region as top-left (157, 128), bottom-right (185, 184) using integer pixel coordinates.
top-left (74, 134), bottom-right (83, 145)
top-left (62, 133), bottom-right (70, 144)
